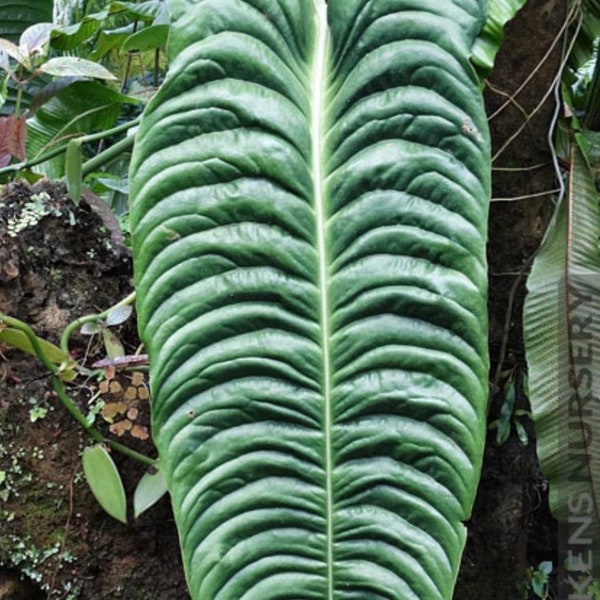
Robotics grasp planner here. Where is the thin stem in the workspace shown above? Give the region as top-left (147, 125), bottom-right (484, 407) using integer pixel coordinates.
top-left (153, 48), bottom-right (160, 88)
top-left (0, 313), bottom-right (58, 374)
top-left (82, 117), bottom-right (141, 143)
top-left (121, 19), bottom-right (138, 93)
top-left (60, 292), bottom-right (136, 355)
top-left (0, 117), bottom-right (140, 177)
top-left (1, 311), bottom-right (154, 467)
top-left (81, 134), bottom-right (136, 177)
top-left (105, 439), bottom-right (155, 466)
top-left (51, 376), bottom-right (156, 466)
top-left (492, 253), bottom-right (535, 390)
top-left (491, 14), bottom-right (581, 164)
top-left (50, 376), bottom-right (103, 441)
top-left (487, 0), bottom-right (579, 122)
top-left (492, 162), bottom-right (551, 172)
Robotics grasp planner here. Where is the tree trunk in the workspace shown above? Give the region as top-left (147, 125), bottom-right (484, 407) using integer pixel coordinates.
top-left (455, 1), bottom-right (567, 598)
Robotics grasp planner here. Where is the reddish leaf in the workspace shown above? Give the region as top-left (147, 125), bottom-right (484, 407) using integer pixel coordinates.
top-left (0, 115), bottom-right (27, 165)
top-left (0, 116), bottom-right (12, 167)
top-left (8, 114), bottom-right (27, 161)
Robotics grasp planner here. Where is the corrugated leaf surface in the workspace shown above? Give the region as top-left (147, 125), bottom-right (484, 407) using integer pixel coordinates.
top-left (131, 1), bottom-right (491, 598)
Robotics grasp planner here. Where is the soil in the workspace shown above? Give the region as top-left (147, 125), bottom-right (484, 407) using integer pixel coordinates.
top-left (0, 181), bottom-right (189, 599)
top-left (0, 3), bottom-right (571, 599)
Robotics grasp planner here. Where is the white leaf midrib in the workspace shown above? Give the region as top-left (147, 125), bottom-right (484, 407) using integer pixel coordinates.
top-left (311, 1), bottom-right (333, 598)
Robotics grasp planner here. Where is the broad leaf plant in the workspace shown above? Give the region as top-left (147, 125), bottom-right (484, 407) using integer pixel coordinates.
top-left (129, 0), bottom-right (493, 598)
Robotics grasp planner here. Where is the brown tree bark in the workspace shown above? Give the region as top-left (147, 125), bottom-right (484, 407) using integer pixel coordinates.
top-left (455, 1), bottom-right (567, 598)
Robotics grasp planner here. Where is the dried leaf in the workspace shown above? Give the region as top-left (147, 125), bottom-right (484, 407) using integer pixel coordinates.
top-left (0, 115), bottom-right (24, 166)
top-left (0, 116), bottom-right (12, 167)
top-left (8, 114), bottom-right (27, 161)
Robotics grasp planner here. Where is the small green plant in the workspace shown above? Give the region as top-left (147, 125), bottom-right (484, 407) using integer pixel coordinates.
top-left (0, 293), bottom-right (167, 523)
top-left (28, 405), bottom-right (48, 423)
top-left (78, 302), bottom-right (133, 359)
top-left (0, 2), bottom-right (169, 213)
top-left (525, 561), bottom-right (552, 599)
top-left (489, 368), bottom-right (533, 445)
top-left (2, 535), bottom-right (60, 584)
top-left (27, 394), bottom-right (53, 423)
top-left (82, 445), bottom-right (167, 524)
top-left (0, 444), bottom-right (32, 503)
top-left (0, 23), bottom-right (116, 171)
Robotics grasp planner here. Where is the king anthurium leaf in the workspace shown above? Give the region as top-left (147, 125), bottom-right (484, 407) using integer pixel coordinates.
top-left (524, 140), bottom-right (600, 568)
top-left (130, 1), bottom-right (491, 598)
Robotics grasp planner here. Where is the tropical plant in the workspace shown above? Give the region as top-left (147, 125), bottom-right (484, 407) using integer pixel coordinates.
top-left (0, 22), bottom-right (118, 171)
top-left (523, 138), bottom-right (600, 573)
top-left (0, 0), bottom-right (168, 192)
top-left (523, 0), bottom-right (600, 583)
top-left (525, 561), bottom-right (552, 599)
top-left (130, 1), bottom-right (491, 598)
top-left (0, 295), bottom-right (168, 524)
top-left (523, 0), bottom-right (600, 598)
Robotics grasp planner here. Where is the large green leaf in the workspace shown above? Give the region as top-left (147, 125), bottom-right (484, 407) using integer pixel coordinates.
top-left (0, 0), bottom-right (53, 43)
top-left (523, 141), bottom-right (600, 570)
top-left (570, 0), bottom-right (600, 71)
top-left (471, 0), bottom-right (528, 77)
top-left (26, 81), bottom-right (136, 177)
top-left (130, 1), bottom-right (490, 598)
top-left (0, 0), bottom-right (53, 115)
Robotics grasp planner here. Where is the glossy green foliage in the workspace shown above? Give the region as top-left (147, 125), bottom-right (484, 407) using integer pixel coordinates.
top-left (130, 1), bottom-right (491, 598)
top-left (0, 0), bottom-right (53, 115)
top-left (0, 0), bottom-right (52, 43)
top-left (26, 81), bottom-right (134, 178)
top-left (82, 444), bottom-right (127, 525)
top-left (471, 0), bottom-right (528, 77)
top-left (133, 463), bottom-right (168, 518)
